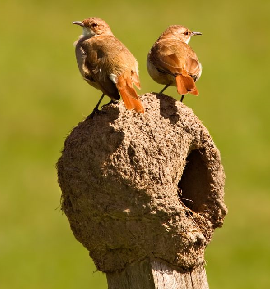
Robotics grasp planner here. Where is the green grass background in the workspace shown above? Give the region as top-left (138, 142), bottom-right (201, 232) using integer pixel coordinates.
top-left (1, 0), bottom-right (270, 288)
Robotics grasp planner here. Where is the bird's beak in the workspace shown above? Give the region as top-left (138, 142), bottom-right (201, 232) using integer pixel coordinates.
top-left (73, 21), bottom-right (84, 27)
top-left (191, 31), bottom-right (202, 36)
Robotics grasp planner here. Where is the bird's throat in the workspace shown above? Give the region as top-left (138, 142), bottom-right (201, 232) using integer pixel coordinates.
top-left (82, 27), bottom-right (95, 37)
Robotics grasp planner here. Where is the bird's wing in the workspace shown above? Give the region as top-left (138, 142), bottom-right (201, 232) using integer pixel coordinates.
top-left (75, 42), bottom-right (93, 81)
top-left (149, 41), bottom-right (185, 75)
top-left (185, 56), bottom-right (202, 81)
top-left (151, 40), bottom-right (200, 78)
top-left (80, 37), bottom-right (120, 97)
top-left (152, 46), bottom-right (181, 75)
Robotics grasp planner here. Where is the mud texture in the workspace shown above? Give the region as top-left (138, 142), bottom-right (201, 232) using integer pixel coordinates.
top-left (57, 93), bottom-right (227, 272)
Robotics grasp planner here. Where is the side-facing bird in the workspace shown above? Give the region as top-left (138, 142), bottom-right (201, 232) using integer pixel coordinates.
top-left (147, 25), bottom-right (202, 102)
top-left (73, 17), bottom-right (144, 115)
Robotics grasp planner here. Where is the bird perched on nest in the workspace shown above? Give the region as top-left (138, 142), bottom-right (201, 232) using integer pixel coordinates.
top-left (73, 17), bottom-right (144, 115)
top-left (147, 25), bottom-right (202, 102)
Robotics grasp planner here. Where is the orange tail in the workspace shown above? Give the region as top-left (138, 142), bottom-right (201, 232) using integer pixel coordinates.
top-left (116, 75), bottom-right (144, 113)
top-left (175, 71), bottom-right (199, 96)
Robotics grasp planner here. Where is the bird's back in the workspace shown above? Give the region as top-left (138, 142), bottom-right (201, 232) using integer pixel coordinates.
top-left (148, 38), bottom-right (200, 79)
top-left (75, 35), bottom-right (139, 99)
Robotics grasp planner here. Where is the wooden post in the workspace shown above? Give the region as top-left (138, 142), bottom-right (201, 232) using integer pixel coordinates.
top-left (57, 93), bottom-right (227, 288)
top-left (106, 259), bottom-right (209, 289)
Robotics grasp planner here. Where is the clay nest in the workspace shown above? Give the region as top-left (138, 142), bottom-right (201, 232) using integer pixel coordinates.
top-left (57, 92), bottom-right (227, 273)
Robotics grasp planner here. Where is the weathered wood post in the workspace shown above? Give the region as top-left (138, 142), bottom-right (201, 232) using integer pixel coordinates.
top-left (57, 93), bottom-right (227, 289)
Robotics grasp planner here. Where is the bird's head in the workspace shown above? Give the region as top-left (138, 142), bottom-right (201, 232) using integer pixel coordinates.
top-left (162, 25), bottom-right (202, 44)
top-left (73, 17), bottom-right (113, 37)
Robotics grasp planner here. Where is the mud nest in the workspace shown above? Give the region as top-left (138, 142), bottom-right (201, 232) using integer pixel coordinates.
top-left (57, 92), bottom-right (227, 273)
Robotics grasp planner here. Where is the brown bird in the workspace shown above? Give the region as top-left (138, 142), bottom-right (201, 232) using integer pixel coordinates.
top-left (147, 25), bottom-right (202, 102)
top-left (73, 17), bottom-right (144, 115)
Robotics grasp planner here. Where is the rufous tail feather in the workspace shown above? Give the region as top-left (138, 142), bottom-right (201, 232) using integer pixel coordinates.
top-left (175, 71), bottom-right (199, 96)
top-left (116, 75), bottom-right (144, 113)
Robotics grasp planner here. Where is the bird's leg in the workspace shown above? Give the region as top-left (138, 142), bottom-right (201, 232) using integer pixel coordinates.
top-left (159, 84), bottom-right (170, 94)
top-left (180, 95), bottom-right (185, 102)
top-left (88, 94), bottom-right (105, 119)
top-left (94, 93), bottom-right (105, 110)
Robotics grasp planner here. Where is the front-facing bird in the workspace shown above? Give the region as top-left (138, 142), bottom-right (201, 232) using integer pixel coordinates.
top-left (73, 17), bottom-right (144, 115)
top-left (147, 25), bottom-right (202, 102)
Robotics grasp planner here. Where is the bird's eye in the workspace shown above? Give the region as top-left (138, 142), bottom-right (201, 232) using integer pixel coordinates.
top-left (91, 23), bottom-right (98, 28)
top-left (184, 31), bottom-right (189, 36)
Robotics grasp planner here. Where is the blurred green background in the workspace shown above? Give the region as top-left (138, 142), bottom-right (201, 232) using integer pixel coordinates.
top-left (1, 0), bottom-right (270, 288)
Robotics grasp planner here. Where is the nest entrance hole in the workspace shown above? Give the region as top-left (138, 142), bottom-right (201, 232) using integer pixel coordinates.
top-left (178, 149), bottom-right (211, 214)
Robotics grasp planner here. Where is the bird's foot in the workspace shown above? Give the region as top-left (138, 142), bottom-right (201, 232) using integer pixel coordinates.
top-left (87, 94), bottom-right (106, 119)
top-left (180, 95), bottom-right (185, 102)
top-left (87, 107), bottom-right (100, 119)
top-left (101, 99), bottom-right (119, 109)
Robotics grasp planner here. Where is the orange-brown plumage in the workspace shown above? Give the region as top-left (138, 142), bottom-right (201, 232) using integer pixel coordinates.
top-left (116, 74), bottom-right (144, 113)
top-left (73, 17), bottom-right (144, 113)
top-left (147, 25), bottom-right (202, 100)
